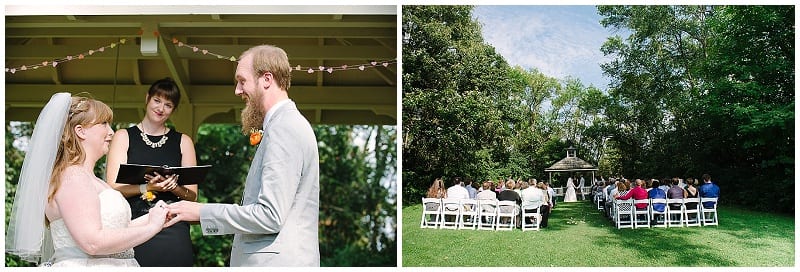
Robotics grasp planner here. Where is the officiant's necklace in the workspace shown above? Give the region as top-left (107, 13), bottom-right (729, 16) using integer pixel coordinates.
top-left (138, 123), bottom-right (168, 148)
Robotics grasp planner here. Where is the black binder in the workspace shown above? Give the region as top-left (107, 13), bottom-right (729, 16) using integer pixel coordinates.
top-left (116, 163), bottom-right (211, 185)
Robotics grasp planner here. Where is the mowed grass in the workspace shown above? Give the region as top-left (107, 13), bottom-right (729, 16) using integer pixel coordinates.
top-left (402, 201), bottom-right (794, 267)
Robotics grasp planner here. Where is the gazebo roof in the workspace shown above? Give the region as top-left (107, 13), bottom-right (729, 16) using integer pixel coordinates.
top-left (544, 156), bottom-right (598, 172)
top-left (544, 146), bottom-right (598, 172)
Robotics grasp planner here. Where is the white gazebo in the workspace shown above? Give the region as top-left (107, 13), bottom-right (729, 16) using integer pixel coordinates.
top-left (545, 146), bottom-right (598, 200)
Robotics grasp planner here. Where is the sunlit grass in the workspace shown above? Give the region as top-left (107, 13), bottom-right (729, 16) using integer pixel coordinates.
top-left (402, 201), bottom-right (794, 267)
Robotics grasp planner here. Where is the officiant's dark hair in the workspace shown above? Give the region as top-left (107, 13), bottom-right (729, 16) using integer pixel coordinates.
top-left (147, 77), bottom-right (181, 110)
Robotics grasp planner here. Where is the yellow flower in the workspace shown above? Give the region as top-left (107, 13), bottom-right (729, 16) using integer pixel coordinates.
top-left (141, 191), bottom-right (156, 202)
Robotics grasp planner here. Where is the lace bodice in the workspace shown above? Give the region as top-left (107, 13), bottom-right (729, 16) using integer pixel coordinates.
top-left (49, 189), bottom-right (136, 265)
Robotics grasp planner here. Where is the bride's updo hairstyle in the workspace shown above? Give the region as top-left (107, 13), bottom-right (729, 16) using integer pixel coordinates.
top-left (47, 95), bottom-right (113, 201)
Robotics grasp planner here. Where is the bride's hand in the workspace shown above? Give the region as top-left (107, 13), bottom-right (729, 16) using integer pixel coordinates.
top-left (147, 200), bottom-right (169, 229)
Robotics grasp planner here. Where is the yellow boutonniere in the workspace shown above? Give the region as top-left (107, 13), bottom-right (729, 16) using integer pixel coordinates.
top-left (249, 128), bottom-right (264, 146)
top-left (141, 191), bottom-right (156, 202)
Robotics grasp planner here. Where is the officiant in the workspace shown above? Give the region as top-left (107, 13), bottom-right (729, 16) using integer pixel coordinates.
top-left (105, 77), bottom-right (198, 266)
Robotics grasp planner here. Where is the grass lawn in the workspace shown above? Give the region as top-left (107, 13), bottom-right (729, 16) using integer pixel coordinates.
top-left (402, 201), bottom-right (794, 267)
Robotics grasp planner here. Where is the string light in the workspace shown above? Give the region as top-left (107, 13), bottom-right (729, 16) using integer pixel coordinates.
top-left (173, 38), bottom-right (396, 74)
top-left (6, 37), bottom-right (396, 75)
top-left (6, 38), bottom-right (127, 74)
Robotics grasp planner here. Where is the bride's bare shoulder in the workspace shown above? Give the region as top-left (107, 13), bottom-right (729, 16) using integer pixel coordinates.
top-left (58, 166), bottom-right (98, 187)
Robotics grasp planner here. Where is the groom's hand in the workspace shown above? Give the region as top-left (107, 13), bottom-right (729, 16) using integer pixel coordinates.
top-left (165, 200), bottom-right (202, 227)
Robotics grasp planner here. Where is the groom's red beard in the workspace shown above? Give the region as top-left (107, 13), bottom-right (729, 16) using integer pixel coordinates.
top-left (240, 91), bottom-right (266, 135)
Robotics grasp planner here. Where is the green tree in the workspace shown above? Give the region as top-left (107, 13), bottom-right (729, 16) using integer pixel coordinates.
top-left (702, 6), bottom-right (794, 211)
top-left (598, 5), bottom-right (794, 212)
top-left (317, 125), bottom-right (396, 266)
top-left (403, 5), bottom-right (526, 203)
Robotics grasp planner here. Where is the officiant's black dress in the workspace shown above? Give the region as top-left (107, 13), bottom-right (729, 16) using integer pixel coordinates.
top-left (125, 126), bottom-right (194, 266)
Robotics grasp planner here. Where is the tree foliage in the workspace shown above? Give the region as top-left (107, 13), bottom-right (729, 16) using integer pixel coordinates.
top-left (598, 5), bottom-right (794, 212)
top-left (402, 6), bottom-right (612, 201)
top-left (403, 5), bottom-right (793, 214)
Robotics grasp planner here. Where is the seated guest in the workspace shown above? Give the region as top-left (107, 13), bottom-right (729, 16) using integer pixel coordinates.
top-left (520, 180), bottom-right (544, 225)
top-left (667, 178), bottom-right (686, 210)
top-left (476, 181), bottom-right (497, 200)
top-left (426, 178), bottom-right (447, 199)
top-left (497, 180), bottom-right (521, 225)
top-left (698, 173), bottom-right (720, 208)
top-left (464, 178), bottom-right (477, 199)
top-left (659, 177), bottom-right (671, 192)
top-left (684, 178), bottom-right (699, 215)
top-left (544, 181), bottom-right (556, 208)
top-left (616, 179), bottom-right (647, 210)
top-left (444, 177), bottom-right (469, 221)
top-left (648, 179), bottom-right (667, 225)
top-left (536, 182), bottom-right (551, 228)
top-left (446, 177), bottom-right (469, 200)
top-left (424, 178), bottom-right (447, 221)
top-left (497, 180), bottom-right (521, 205)
top-left (648, 179), bottom-right (667, 213)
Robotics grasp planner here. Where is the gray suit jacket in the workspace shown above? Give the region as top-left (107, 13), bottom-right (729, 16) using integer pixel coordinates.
top-left (200, 100), bottom-right (320, 266)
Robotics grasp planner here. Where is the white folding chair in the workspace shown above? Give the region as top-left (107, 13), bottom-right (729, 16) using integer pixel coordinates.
top-left (496, 200), bottom-right (518, 231)
top-left (665, 198), bottom-right (684, 227)
top-left (458, 199), bottom-right (479, 230)
top-left (700, 197), bottom-right (719, 226)
top-left (615, 198), bottom-right (634, 229)
top-left (520, 202), bottom-right (541, 231)
top-left (477, 199), bottom-right (498, 231)
top-left (420, 197), bottom-right (442, 229)
top-left (650, 198), bottom-right (668, 228)
top-left (595, 192), bottom-right (603, 210)
top-left (633, 199), bottom-right (650, 229)
top-left (683, 198), bottom-right (701, 227)
top-left (439, 198), bottom-right (461, 229)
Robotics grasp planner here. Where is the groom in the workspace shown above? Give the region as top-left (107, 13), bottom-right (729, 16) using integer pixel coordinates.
top-left (167, 45), bottom-right (320, 266)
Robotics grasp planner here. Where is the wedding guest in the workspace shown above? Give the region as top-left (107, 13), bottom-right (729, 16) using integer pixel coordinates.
top-left (426, 178), bottom-right (447, 199)
top-left (699, 174), bottom-right (721, 208)
top-left (520, 181), bottom-right (544, 225)
top-left (424, 178), bottom-right (446, 222)
top-left (446, 177), bottom-right (469, 200)
top-left (667, 178), bottom-right (686, 210)
top-left (476, 181), bottom-right (497, 200)
top-left (648, 179), bottom-right (667, 213)
top-left (616, 179), bottom-right (648, 210)
top-left (537, 182), bottom-right (551, 228)
top-left (465, 178), bottom-right (478, 199)
top-left (684, 178), bottom-right (700, 216)
top-left (6, 93), bottom-right (169, 266)
top-left (544, 181), bottom-right (556, 208)
top-left (497, 180), bottom-right (521, 226)
top-left (106, 78), bottom-right (197, 266)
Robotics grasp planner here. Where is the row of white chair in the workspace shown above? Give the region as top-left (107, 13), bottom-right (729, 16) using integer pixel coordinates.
top-left (420, 198), bottom-right (543, 231)
top-left (608, 197), bottom-right (718, 229)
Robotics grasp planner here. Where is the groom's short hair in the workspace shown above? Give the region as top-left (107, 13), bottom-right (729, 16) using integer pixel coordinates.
top-left (240, 45), bottom-right (292, 91)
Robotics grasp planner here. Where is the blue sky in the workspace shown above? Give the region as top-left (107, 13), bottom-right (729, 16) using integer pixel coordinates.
top-left (473, 5), bottom-right (621, 89)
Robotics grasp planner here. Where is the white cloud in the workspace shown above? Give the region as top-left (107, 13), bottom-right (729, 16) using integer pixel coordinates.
top-left (474, 5), bottom-right (616, 88)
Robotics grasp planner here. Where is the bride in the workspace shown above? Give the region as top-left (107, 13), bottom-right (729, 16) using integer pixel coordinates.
top-left (5, 93), bottom-right (170, 266)
top-left (563, 176), bottom-right (578, 202)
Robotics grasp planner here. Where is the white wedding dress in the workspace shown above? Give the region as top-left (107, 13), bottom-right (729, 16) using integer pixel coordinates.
top-left (47, 189), bottom-right (138, 267)
top-left (563, 179), bottom-right (578, 202)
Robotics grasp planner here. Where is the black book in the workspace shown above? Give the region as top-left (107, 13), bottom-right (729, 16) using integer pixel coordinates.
top-left (116, 163), bottom-right (211, 185)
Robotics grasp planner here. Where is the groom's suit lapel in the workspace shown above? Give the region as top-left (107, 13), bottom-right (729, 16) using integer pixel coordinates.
top-left (242, 101), bottom-right (295, 205)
